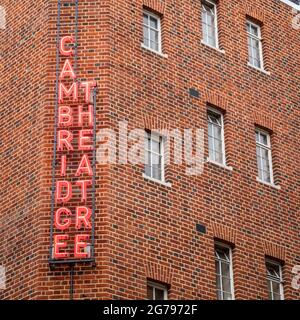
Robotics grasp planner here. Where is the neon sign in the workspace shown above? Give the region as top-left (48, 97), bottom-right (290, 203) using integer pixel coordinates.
top-left (50, 35), bottom-right (97, 262)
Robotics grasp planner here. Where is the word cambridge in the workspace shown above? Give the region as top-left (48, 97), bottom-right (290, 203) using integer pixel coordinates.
top-left (52, 35), bottom-right (96, 260)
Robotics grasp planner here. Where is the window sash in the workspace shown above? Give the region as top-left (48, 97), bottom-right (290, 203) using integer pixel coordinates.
top-left (147, 281), bottom-right (168, 300)
top-left (208, 109), bottom-right (225, 165)
top-left (143, 11), bottom-right (161, 53)
top-left (145, 132), bottom-right (164, 181)
top-left (266, 261), bottom-right (284, 300)
top-left (247, 21), bottom-right (263, 69)
top-left (215, 244), bottom-right (234, 300)
top-left (202, 0), bottom-right (218, 48)
top-left (256, 129), bottom-right (273, 183)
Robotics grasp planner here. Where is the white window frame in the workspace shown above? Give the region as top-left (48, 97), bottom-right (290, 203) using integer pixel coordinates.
top-left (247, 20), bottom-right (264, 70)
top-left (255, 128), bottom-right (274, 185)
top-left (201, 0), bottom-right (219, 49)
top-left (266, 259), bottom-right (284, 300)
top-left (144, 131), bottom-right (165, 183)
top-left (279, 0), bottom-right (300, 10)
top-left (207, 107), bottom-right (226, 166)
top-left (215, 242), bottom-right (235, 300)
top-left (142, 10), bottom-right (162, 54)
top-left (147, 281), bottom-right (168, 300)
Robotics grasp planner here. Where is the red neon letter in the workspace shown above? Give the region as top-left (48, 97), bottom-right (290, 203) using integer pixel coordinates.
top-left (75, 207), bottom-right (92, 230)
top-left (57, 130), bottom-right (74, 151)
top-left (78, 105), bottom-right (94, 127)
top-left (76, 154), bottom-right (93, 177)
top-left (74, 234), bottom-right (90, 259)
top-left (79, 129), bottom-right (93, 151)
top-left (76, 180), bottom-right (92, 202)
top-left (56, 181), bottom-right (72, 203)
top-left (54, 234), bottom-right (69, 259)
top-left (54, 207), bottom-right (72, 231)
top-left (60, 36), bottom-right (75, 56)
top-left (60, 155), bottom-right (67, 176)
top-left (59, 82), bottom-right (78, 103)
top-left (58, 106), bottom-right (73, 127)
top-left (80, 81), bottom-right (96, 103)
top-left (59, 59), bottom-right (76, 80)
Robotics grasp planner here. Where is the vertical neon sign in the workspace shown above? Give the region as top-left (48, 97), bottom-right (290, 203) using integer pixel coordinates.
top-left (49, 32), bottom-right (97, 263)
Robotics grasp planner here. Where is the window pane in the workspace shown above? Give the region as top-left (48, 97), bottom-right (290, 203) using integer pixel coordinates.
top-left (155, 288), bottom-right (165, 300)
top-left (215, 261), bottom-right (221, 275)
top-left (143, 14), bottom-right (149, 26)
top-left (216, 248), bottom-right (229, 261)
top-left (263, 171), bottom-right (271, 183)
top-left (262, 157), bottom-right (270, 172)
top-left (246, 23), bottom-right (251, 32)
top-left (260, 133), bottom-right (268, 146)
top-left (152, 165), bottom-right (161, 180)
top-left (221, 262), bottom-right (230, 277)
top-left (150, 29), bottom-right (158, 43)
top-left (150, 16), bottom-right (158, 29)
top-left (272, 281), bottom-right (281, 296)
top-left (152, 139), bottom-right (160, 154)
top-left (208, 136), bottom-right (214, 151)
top-left (145, 150), bottom-right (151, 165)
top-left (208, 122), bottom-right (213, 136)
top-left (255, 131), bottom-right (260, 142)
top-left (202, 22), bottom-right (208, 41)
top-left (147, 286), bottom-right (153, 300)
top-left (267, 279), bottom-right (272, 294)
top-left (150, 40), bottom-right (159, 52)
top-left (273, 293), bottom-right (282, 300)
top-left (152, 153), bottom-right (160, 165)
top-left (223, 292), bottom-right (232, 300)
top-left (215, 151), bottom-right (223, 164)
top-left (145, 165), bottom-right (151, 177)
top-left (209, 113), bottom-right (221, 125)
top-left (217, 290), bottom-right (223, 300)
top-left (267, 263), bottom-right (280, 278)
top-left (214, 138), bottom-right (223, 153)
top-left (251, 24), bottom-right (258, 36)
top-left (143, 26), bottom-right (149, 46)
top-left (214, 126), bottom-right (221, 138)
top-left (222, 277), bottom-right (231, 293)
top-left (145, 151), bottom-right (151, 177)
top-left (207, 14), bottom-right (213, 26)
top-left (216, 274), bottom-right (221, 289)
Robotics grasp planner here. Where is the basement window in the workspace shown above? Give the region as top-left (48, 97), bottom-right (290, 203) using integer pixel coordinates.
top-left (147, 281), bottom-right (168, 300)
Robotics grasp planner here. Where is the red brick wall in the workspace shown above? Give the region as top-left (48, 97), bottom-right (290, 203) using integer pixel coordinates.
top-left (0, 0), bottom-right (300, 300)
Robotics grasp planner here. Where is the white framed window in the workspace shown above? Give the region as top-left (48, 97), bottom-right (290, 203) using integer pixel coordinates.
top-left (215, 243), bottom-right (234, 300)
top-left (201, 0), bottom-right (219, 48)
top-left (147, 281), bottom-right (168, 300)
top-left (208, 108), bottom-right (225, 165)
top-left (247, 20), bottom-right (264, 70)
top-left (266, 259), bottom-right (284, 300)
top-left (279, 0), bottom-right (300, 10)
top-left (144, 131), bottom-right (165, 182)
top-left (256, 128), bottom-right (273, 184)
top-left (143, 10), bottom-right (162, 53)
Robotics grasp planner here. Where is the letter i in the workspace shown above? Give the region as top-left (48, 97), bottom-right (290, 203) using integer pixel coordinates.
top-left (60, 155), bottom-right (67, 176)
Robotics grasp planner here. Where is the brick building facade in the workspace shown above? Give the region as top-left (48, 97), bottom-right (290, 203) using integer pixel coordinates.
top-left (0, 0), bottom-right (300, 300)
